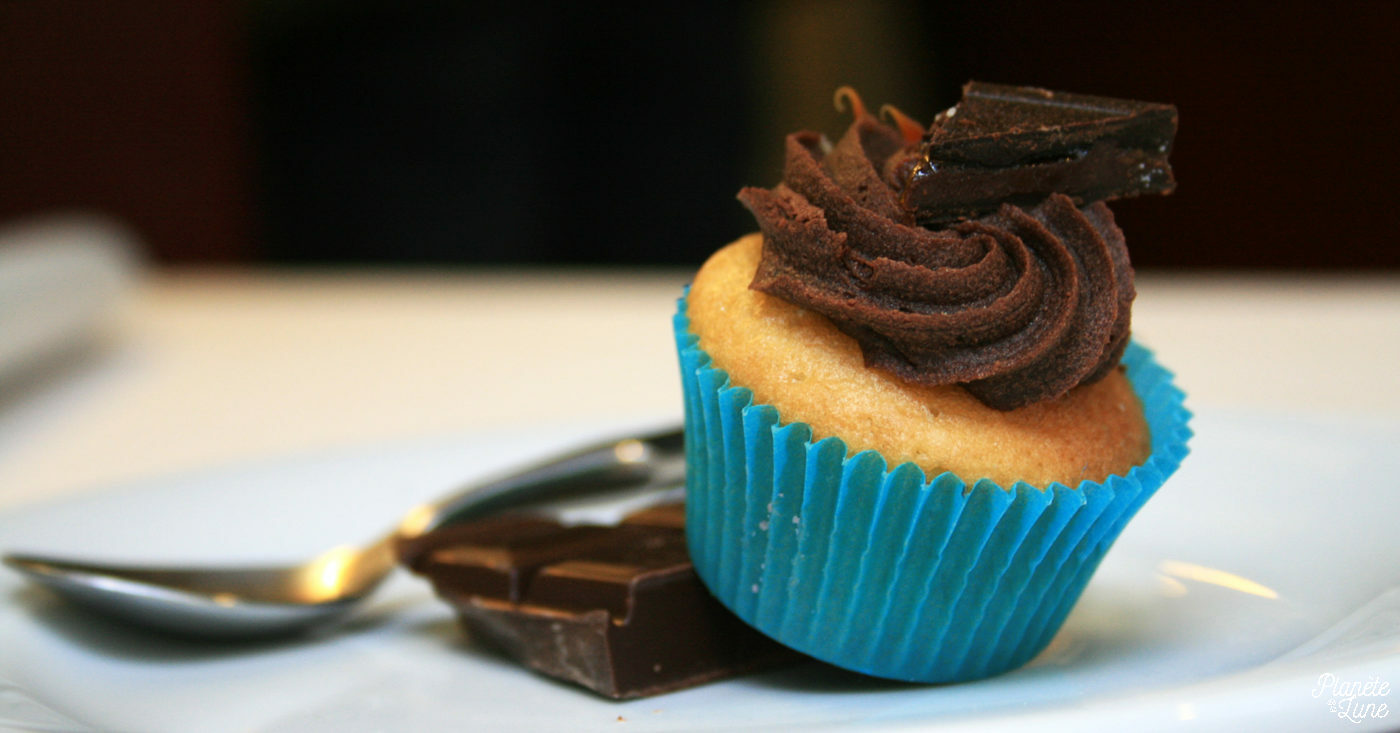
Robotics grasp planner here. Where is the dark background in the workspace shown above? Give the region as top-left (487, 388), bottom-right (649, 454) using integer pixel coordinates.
top-left (3, 1), bottom-right (1397, 269)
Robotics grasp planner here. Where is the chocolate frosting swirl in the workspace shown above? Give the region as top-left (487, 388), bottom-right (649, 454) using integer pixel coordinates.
top-left (738, 111), bottom-right (1134, 410)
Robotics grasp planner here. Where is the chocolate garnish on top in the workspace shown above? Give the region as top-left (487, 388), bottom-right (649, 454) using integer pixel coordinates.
top-left (892, 82), bottom-right (1177, 224)
top-left (739, 83), bottom-right (1174, 410)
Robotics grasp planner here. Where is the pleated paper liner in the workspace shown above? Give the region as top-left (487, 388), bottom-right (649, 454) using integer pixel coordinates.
top-left (674, 295), bottom-right (1191, 683)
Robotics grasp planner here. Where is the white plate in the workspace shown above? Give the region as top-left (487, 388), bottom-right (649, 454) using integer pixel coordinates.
top-left (2, 411), bottom-right (1398, 732)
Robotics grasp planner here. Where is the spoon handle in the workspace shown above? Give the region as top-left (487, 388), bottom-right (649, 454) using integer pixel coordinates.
top-left (394, 425), bottom-right (686, 550)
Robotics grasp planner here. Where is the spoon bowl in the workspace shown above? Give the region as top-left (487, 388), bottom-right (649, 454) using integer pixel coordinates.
top-left (3, 426), bottom-right (685, 638)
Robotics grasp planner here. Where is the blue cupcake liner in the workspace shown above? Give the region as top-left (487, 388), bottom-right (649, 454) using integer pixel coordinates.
top-left (674, 294), bottom-right (1191, 683)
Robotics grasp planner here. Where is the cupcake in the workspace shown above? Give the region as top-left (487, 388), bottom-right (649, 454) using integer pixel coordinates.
top-left (674, 82), bottom-right (1191, 683)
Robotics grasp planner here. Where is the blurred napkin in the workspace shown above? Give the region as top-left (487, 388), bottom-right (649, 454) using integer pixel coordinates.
top-left (0, 213), bottom-right (140, 387)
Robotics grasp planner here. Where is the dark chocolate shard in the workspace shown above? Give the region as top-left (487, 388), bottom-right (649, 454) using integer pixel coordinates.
top-left (897, 81), bottom-right (1177, 224)
top-left (403, 504), bottom-right (799, 699)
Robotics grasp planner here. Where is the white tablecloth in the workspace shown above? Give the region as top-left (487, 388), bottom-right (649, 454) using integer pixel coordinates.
top-left (2, 264), bottom-right (1397, 511)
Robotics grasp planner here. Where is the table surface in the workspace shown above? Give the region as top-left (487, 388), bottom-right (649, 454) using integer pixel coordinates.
top-left (2, 265), bottom-right (1398, 512)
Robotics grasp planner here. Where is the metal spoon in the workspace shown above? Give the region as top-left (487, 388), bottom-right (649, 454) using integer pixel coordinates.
top-left (3, 426), bottom-right (686, 638)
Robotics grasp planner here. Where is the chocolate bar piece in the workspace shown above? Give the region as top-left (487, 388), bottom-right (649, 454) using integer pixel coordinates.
top-left (401, 504), bottom-right (798, 699)
top-left (895, 81), bottom-right (1177, 223)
